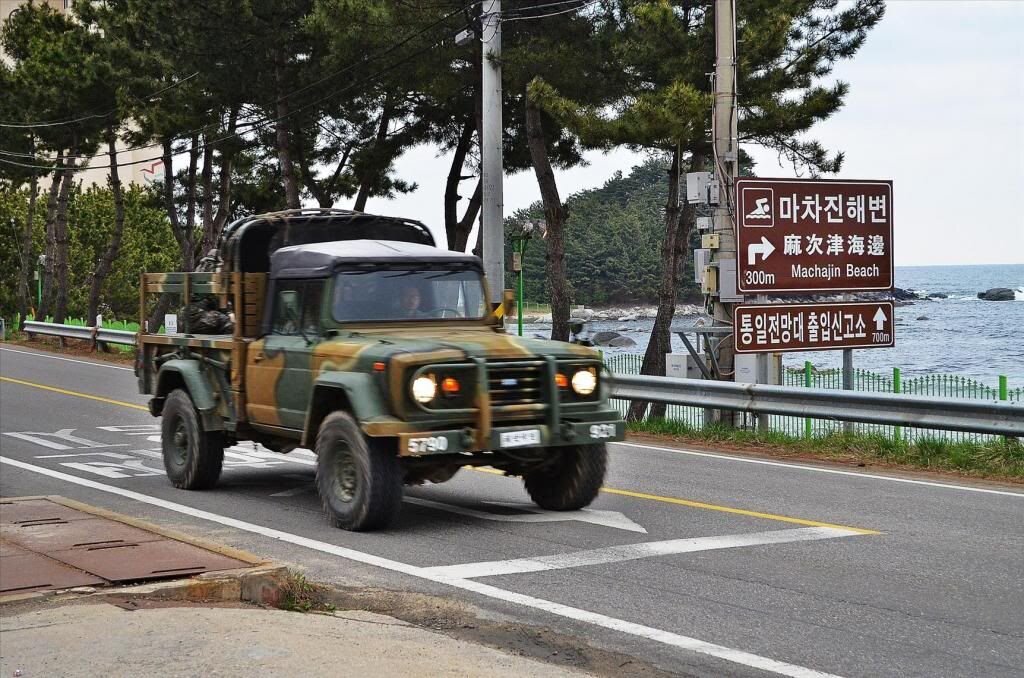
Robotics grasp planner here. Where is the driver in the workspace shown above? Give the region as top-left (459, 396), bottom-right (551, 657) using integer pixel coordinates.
top-left (398, 285), bottom-right (424, 318)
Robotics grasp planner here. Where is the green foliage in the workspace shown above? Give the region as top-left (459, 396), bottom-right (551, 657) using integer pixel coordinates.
top-left (629, 419), bottom-right (1024, 480)
top-left (507, 158), bottom-right (701, 306)
top-left (0, 185), bottom-right (174, 321)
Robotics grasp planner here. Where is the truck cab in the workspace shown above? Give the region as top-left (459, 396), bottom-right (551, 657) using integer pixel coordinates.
top-left (138, 209), bottom-right (624, 531)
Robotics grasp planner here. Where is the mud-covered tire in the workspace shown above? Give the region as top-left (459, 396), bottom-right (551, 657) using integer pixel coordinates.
top-left (524, 443), bottom-right (607, 511)
top-left (161, 388), bottom-right (224, 490)
top-left (315, 411), bottom-right (403, 531)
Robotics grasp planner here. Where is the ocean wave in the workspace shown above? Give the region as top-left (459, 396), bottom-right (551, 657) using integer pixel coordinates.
top-left (1016, 288), bottom-right (1024, 301)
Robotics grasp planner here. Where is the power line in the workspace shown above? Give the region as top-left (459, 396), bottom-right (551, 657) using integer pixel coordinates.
top-left (0, 72), bottom-right (201, 129)
top-left (0, 22), bottom-right (470, 174)
top-left (0, 5), bottom-right (470, 164)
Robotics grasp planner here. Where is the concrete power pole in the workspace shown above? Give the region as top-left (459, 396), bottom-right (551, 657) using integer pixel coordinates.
top-left (709, 0), bottom-right (739, 422)
top-left (481, 0), bottom-right (504, 307)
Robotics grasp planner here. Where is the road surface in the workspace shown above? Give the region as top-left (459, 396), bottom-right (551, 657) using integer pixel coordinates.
top-left (2, 344), bottom-right (1022, 678)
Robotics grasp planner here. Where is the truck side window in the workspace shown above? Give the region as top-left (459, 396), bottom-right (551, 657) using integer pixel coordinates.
top-left (271, 280), bottom-right (323, 336)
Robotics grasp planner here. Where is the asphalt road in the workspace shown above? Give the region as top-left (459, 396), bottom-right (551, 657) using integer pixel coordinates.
top-left (2, 344), bottom-right (1022, 678)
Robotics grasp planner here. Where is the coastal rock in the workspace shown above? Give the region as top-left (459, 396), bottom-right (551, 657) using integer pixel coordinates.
top-left (592, 331), bottom-right (623, 346)
top-left (608, 336), bottom-right (637, 348)
top-left (926, 293), bottom-right (948, 300)
top-left (977, 288), bottom-right (1015, 301)
top-left (617, 314), bottom-right (637, 322)
top-left (915, 315), bottom-right (929, 321)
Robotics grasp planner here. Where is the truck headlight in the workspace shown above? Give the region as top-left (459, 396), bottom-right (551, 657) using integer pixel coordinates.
top-left (571, 368), bottom-right (597, 396)
top-left (412, 375), bottom-right (437, 403)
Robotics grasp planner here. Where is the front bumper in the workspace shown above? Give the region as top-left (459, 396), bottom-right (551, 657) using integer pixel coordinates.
top-left (397, 418), bottom-right (625, 457)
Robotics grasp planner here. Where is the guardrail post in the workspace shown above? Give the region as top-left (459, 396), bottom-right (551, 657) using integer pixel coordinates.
top-left (999, 375), bottom-right (1009, 443)
top-left (804, 361), bottom-right (812, 439)
top-left (893, 367), bottom-right (902, 443)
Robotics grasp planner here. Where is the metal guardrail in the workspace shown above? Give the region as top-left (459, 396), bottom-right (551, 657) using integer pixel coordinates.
top-left (17, 322), bottom-right (1023, 437)
top-left (611, 374), bottom-right (1024, 437)
top-left (24, 321), bottom-right (137, 347)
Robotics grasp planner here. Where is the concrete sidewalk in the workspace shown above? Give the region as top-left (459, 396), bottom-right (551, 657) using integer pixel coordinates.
top-left (0, 600), bottom-right (589, 678)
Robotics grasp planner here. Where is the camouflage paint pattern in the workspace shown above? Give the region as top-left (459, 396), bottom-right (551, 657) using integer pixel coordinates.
top-left (139, 270), bottom-right (624, 458)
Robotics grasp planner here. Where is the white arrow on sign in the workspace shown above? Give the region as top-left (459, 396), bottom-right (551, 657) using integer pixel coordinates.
top-left (405, 497), bottom-right (647, 533)
top-left (746, 236), bottom-right (776, 265)
top-left (873, 306), bottom-right (888, 331)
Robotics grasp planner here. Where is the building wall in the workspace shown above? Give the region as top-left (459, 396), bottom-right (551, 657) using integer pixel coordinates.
top-left (2, 0), bottom-right (166, 189)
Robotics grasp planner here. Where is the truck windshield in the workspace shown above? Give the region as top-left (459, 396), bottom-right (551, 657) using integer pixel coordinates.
top-left (331, 266), bottom-right (488, 322)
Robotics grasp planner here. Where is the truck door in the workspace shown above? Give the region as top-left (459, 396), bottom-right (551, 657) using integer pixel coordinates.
top-left (246, 279), bottom-right (323, 430)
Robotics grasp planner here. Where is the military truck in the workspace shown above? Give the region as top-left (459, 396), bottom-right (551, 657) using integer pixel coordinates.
top-left (137, 209), bottom-right (624, 531)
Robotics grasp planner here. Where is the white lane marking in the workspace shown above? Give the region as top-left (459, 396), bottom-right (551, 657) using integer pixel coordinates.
top-left (612, 441), bottom-right (1024, 498)
top-left (0, 456), bottom-right (841, 678)
top-left (423, 526), bottom-right (863, 580)
top-left (405, 497), bottom-right (647, 533)
top-left (0, 346), bottom-right (134, 370)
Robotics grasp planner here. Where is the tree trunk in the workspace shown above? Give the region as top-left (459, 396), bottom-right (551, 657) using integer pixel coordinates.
top-left (207, 106), bottom-right (239, 253)
top-left (525, 96), bottom-right (571, 342)
top-left (87, 128), bottom-right (126, 326)
top-left (444, 118), bottom-right (482, 252)
top-left (199, 132), bottom-right (214, 257)
top-left (51, 153), bottom-right (77, 324)
top-left (38, 151), bottom-right (65, 320)
top-left (17, 163), bottom-right (38, 327)
top-left (627, 149), bottom-right (701, 421)
top-left (152, 139), bottom-right (184, 333)
top-left (353, 103), bottom-right (393, 212)
top-left (275, 64), bottom-right (301, 210)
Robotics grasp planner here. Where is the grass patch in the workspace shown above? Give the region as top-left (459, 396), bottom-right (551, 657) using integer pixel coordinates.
top-left (629, 418), bottom-right (1024, 480)
top-left (277, 571), bottom-right (336, 613)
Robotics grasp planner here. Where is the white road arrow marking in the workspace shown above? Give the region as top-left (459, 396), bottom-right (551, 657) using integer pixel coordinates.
top-left (873, 306), bottom-right (888, 331)
top-left (404, 497), bottom-right (647, 533)
top-left (746, 236), bottom-right (776, 265)
top-left (422, 526), bottom-right (863, 580)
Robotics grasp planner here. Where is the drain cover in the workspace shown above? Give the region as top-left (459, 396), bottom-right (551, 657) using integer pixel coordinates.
top-left (0, 550), bottom-right (105, 594)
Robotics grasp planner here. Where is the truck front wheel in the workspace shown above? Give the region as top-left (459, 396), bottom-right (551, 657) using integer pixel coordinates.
top-left (161, 388), bottom-right (224, 490)
top-left (315, 412), bottom-right (403, 531)
top-left (524, 443), bottom-right (607, 511)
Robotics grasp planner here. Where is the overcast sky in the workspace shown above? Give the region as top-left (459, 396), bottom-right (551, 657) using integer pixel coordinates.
top-left (365, 1), bottom-right (1024, 267)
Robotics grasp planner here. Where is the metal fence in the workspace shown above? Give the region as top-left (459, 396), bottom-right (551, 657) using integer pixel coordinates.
top-left (604, 353), bottom-right (1021, 443)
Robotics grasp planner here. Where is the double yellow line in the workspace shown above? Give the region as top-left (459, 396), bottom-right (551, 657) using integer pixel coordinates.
top-left (1, 374), bottom-right (879, 534)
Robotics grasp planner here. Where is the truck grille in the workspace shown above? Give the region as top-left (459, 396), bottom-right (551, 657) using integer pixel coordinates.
top-left (487, 362), bottom-right (545, 406)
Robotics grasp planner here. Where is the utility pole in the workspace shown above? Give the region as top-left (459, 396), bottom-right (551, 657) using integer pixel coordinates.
top-left (481, 0), bottom-right (504, 307)
top-left (709, 0), bottom-right (739, 422)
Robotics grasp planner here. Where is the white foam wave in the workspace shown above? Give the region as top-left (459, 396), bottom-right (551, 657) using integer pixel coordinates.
top-left (1016, 288), bottom-right (1024, 301)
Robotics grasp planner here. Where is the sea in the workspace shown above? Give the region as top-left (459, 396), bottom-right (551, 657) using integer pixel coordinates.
top-left (522, 264), bottom-right (1024, 386)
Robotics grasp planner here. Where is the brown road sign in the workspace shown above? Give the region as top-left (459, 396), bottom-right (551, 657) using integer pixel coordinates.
top-left (734, 301), bottom-right (895, 353)
top-left (735, 178), bottom-right (893, 293)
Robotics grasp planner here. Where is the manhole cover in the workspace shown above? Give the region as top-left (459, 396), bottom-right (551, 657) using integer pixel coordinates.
top-left (51, 540), bottom-right (247, 583)
top-left (0, 550), bottom-right (105, 595)
top-left (1, 518), bottom-right (164, 552)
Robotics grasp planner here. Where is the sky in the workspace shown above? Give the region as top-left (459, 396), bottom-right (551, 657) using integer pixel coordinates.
top-left (365, 1), bottom-right (1024, 267)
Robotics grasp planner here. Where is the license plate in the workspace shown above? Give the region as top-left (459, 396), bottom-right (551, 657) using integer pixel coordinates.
top-left (499, 429), bottom-right (541, 448)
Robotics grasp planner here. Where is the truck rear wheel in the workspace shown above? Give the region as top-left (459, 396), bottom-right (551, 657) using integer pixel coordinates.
top-left (524, 443), bottom-right (607, 511)
top-left (315, 412), bottom-right (402, 531)
top-left (161, 388), bottom-right (224, 490)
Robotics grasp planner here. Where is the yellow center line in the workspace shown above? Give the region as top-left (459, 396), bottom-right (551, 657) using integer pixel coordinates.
top-left (1, 375), bottom-right (879, 535)
top-left (0, 376), bottom-right (149, 412)
top-left (473, 467), bottom-right (879, 535)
